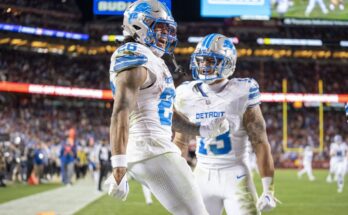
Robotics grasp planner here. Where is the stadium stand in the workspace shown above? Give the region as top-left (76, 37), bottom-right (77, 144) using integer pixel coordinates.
top-left (0, 0), bottom-right (347, 188)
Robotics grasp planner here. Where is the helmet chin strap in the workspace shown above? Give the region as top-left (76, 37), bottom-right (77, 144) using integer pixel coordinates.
top-left (149, 46), bottom-right (165, 57)
top-left (203, 79), bottom-right (219, 84)
top-left (170, 54), bottom-right (183, 73)
top-left (202, 78), bottom-right (228, 94)
top-left (198, 73), bottom-right (223, 84)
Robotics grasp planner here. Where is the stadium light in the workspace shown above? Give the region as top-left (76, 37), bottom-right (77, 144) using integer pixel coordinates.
top-left (101, 35), bottom-right (125, 42)
top-left (340, 41), bottom-right (348, 47)
top-left (257, 38), bottom-right (323, 46)
top-left (0, 23), bottom-right (89, 41)
top-left (187, 36), bottom-right (239, 44)
top-left (3, 37), bottom-right (348, 58)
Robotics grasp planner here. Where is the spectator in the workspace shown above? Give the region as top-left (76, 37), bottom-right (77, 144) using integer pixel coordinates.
top-left (59, 137), bottom-right (76, 185)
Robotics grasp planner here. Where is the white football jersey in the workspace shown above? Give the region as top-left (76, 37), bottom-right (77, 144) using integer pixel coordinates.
top-left (330, 142), bottom-right (339, 163)
top-left (331, 143), bottom-right (348, 162)
top-left (109, 42), bottom-right (180, 162)
top-left (175, 78), bottom-right (261, 168)
top-left (303, 146), bottom-right (313, 163)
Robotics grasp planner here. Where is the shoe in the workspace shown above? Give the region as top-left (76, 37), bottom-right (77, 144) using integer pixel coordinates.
top-left (297, 172), bottom-right (301, 179)
top-left (326, 175), bottom-right (332, 183)
top-left (338, 187), bottom-right (343, 193)
top-left (329, 4), bottom-right (335, 10)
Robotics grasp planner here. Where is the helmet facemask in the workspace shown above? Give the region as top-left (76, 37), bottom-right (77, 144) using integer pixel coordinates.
top-left (123, 1), bottom-right (177, 57)
top-left (191, 53), bottom-right (227, 82)
top-left (143, 17), bottom-right (177, 56)
top-left (190, 34), bottom-right (237, 84)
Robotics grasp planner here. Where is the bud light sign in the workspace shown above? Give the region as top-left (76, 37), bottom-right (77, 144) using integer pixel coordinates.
top-left (94, 0), bottom-right (171, 15)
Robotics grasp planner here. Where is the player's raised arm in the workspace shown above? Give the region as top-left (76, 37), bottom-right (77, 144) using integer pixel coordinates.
top-left (106, 67), bottom-right (147, 199)
top-left (243, 105), bottom-right (278, 212)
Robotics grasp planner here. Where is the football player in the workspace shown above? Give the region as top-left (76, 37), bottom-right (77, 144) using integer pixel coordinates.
top-left (329, 0), bottom-right (345, 10)
top-left (174, 33), bottom-right (278, 215)
top-left (297, 145), bottom-right (315, 181)
top-left (305, 0), bottom-right (328, 16)
top-left (326, 135), bottom-right (341, 183)
top-left (105, 1), bottom-right (228, 214)
top-left (330, 135), bottom-right (348, 193)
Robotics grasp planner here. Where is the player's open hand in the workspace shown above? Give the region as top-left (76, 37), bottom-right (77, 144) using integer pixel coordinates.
top-left (104, 167), bottom-right (129, 201)
top-left (257, 191), bottom-right (280, 212)
top-left (200, 117), bottom-right (229, 138)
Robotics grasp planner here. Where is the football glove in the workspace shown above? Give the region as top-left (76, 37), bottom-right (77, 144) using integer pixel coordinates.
top-left (104, 174), bottom-right (129, 201)
top-left (257, 191), bottom-right (280, 212)
top-left (199, 117), bottom-right (229, 138)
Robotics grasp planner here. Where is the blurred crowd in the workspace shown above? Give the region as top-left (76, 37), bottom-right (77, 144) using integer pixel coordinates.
top-left (0, 0), bottom-right (347, 188)
top-left (1, 49), bottom-right (347, 94)
top-left (2, 0), bottom-right (80, 14)
top-left (0, 92), bottom-right (347, 187)
top-left (1, 1), bottom-right (348, 44)
top-left (0, 96), bottom-right (112, 190)
top-left (263, 104), bottom-right (347, 168)
top-left (0, 0), bottom-right (82, 33)
top-left (0, 50), bottom-right (109, 89)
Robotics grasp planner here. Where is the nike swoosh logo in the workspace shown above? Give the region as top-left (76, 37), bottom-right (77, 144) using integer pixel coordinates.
top-left (236, 174), bottom-right (247, 179)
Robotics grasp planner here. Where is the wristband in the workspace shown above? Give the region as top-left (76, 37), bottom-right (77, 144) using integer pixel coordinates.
top-left (111, 155), bottom-right (127, 168)
top-left (262, 177), bottom-right (274, 193)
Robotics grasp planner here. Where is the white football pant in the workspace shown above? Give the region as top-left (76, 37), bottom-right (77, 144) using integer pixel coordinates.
top-left (298, 161), bottom-right (315, 181)
top-left (128, 152), bottom-right (208, 215)
top-left (194, 163), bottom-right (259, 215)
top-left (336, 161), bottom-right (347, 191)
top-left (142, 184), bottom-right (153, 205)
top-left (305, 0), bottom-right (328, 15)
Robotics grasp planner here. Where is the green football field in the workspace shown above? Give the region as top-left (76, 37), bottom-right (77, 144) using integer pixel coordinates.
top-left (0, 183), bottom-right (61, 204)
top-left (272, 1), bottom-right (348, 20)
top-left (75, 169), bottom-right (348, 215)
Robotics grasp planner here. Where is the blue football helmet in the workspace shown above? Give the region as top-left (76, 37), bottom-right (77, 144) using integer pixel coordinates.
top-left (334, 135), bottom-right (343, 143)
top-left (123, 0), bottom-right (177, 57)
top-left (191, 34), bottom-right (237, 83)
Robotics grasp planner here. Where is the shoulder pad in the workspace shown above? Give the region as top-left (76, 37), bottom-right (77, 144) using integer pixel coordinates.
top-left (175, 81), bottom-right (196, 100)
top-left (249, 79), bottom-right (260, 93)
top-left (110, 43), bottom-right (148, 73)
top-left (247, 78), bottom-right (261, 106)
top-left (231, 78), bottom-right (261, 107)
top-left (235, 78), bottom-right (253, 83)
top-left (176, 80), bottom-right (199, 93)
